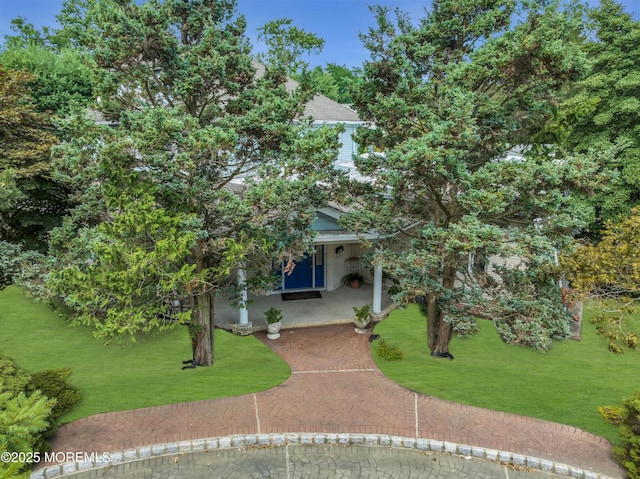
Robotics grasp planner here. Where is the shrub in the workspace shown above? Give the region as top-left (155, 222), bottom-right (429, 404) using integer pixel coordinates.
top-left (0, 386), bottom-right (54, 457)
top-left (598, 405), bottom-right (625, 425)
top-left (0, 352), bottom-right (30, 396)
top-left (0, 353), bottom-right (81, 467)
top-left (601, 391), bottom-right (640, 478)
top-left (27, 368), bottom-right (81, 422)
top-left (376, 339), bottom-right (404, 361)
top-left (0, 440), bottom-right (25, 479)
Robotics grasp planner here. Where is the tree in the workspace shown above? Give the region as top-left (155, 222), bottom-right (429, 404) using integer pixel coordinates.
top-left (561, 207), bottom-right (640, 353)
top-left (48, 191), bottom-right (202, 341)
top-left (0, 169), bottom-right (22, 211)
top-left (0, 44), bottom-right (95, 116)
top-left (256, 18), bottom-right (324, 76)
top-left (0, 67), bottom-right (69, 252)
top-left (2, 17), bottom-right (72, 51)
top-left (292, 63), bottom-right (362, 104)
top-left (562, 0), bottom-right (640, 232)
top-left (1, 16), bottom-right (95, 116)
top-left (50, 0), bottom-right (342, 366)
top-left (343, 0), bottom-right (595, 357)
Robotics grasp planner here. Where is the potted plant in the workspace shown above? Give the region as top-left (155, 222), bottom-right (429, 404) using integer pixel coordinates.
top-left (352, 304), bottom-right (371, 333)
top-left (342, 272), bottom-right (365, 289)
top-left (265, 307), bottom-right (283, 340)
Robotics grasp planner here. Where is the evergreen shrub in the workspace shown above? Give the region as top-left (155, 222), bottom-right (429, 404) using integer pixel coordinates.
top-left (27, 368), bottom-right (81, 421)
top-left (600, 391), bottom-right (640, 478)
top-left (376, 339), bottom-right (404, 361)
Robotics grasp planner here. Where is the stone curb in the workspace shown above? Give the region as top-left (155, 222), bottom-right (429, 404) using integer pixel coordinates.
top-left (30, 433), bottom-right (618, 479)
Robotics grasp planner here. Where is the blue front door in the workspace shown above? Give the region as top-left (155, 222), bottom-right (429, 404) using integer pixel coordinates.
top-left (278, 246), bottom-right (325, 290)
top-left (284, 253), bottom-right (313, 289)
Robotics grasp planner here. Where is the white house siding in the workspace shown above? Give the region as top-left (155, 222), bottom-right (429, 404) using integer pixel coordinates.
top-left (319, 242), bottom-right (370, 291)
top-left (486, 254), bottom-right (526, 279)
top-left (338, 124), bottom-right (358, 163)
top-left (325, 246), bottom-right (343, 291)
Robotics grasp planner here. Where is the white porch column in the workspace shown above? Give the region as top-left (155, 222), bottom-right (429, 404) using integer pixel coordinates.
top-left (237, 267), bottom-right (249, 326)
top-left (372, 262), bottom-right (383, 315)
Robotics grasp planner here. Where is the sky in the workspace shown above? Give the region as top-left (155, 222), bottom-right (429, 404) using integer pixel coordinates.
top-left (1, 0), bottom-right (639, 69)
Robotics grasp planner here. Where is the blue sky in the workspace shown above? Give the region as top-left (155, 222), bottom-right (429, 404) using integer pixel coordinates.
top-left (1, 0), bottom-right (638, 68)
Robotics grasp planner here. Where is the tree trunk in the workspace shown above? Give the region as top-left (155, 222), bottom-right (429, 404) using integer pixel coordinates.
top-left (428, 264), bottom-right (456, 359)
top-left (427, 291), bottom-right (438, 351)
top-left (432, 315), bottom-right (453, 354)
top-left (190, 241), bottom-right (215, 366)
top-left (192, 290), bottom-right (215, 366)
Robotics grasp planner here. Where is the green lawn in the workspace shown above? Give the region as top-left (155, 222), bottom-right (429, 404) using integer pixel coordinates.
top-left (3, 285), bottom-right (637, 445)
top-left (371, 303), bottom-right (639, 444)
top-left (0, 286), bottom-right (290, 423)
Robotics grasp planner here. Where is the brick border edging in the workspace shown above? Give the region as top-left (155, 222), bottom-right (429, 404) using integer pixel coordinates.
top-left (30, 433), bottom-right (618, 479)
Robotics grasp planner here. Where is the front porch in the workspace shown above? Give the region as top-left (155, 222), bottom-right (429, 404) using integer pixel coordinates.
top-left (213, 284), bottom-right (395, 332)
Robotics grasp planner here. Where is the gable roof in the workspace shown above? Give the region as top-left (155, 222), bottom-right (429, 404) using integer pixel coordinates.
top-left (89, 62), bottom-right (361, 125)
top-left (303, 95), bottom-right (360, 123)
top-left (252, 62), bottom-right (360, 123)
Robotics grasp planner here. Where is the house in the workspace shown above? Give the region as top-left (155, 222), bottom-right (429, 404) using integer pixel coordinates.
top-left (225, 86), bottom-right (396, 334)
top-left (88, 64), bottom-right (393, 333)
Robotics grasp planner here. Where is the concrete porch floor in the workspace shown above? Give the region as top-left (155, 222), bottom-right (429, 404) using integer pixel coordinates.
top-left (214, 284), bottom-right (395, 331)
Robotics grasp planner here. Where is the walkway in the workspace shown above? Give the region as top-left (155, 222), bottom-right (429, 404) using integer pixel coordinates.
top-left (40, 324), bottom-right (624, 478)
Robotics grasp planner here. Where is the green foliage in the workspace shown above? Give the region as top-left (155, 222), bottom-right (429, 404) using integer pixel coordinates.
top-left (590, 313), bottom-right (639, 354)
top-left (0, 353), bottom-right (30, 397)
top-left (375, 338), bottom-right (404, 361)
top-left (562, 0), bottom-right (640, 231)
top-left (0, 441), bottom-right (27, 479)
top-left (0, 170), bottom-right (22, 211)
top-left (490, 266), bottom-right (571, 351)
top-left (292, 63), bottom-right (362, 103)
top-left (0, 67), bottom-right (57, 180)
top-left (353, 304), bottom-right (371, 323)
top-left (51, 0), bottom-right (342, 365)
top-left (0, 353), bottom-right (58, 471)
top-left (345, 0), bottom-right (593, 354)
top-left (0, 387), bottom-right (54, 457)
top-left (0, 44), bottom-right (95, 115)
top-left (598, 405), bottom-right (625, 425)
top-left (601, 391), bottom-right (640, 478)
top-left (0, 241), bottom-right (48, 295)
top-left (264, 307), bottom-right (283, 324)
top-left (0, 67), bottom-right (70, 251)
top-left (3, 16), bottom-right (72, 50)
top-left (26, 369), bottom-right (81, 421)
top-left (562, 208), bottom-right (640, 352)
top-left (48, 193), bottom-right (200, 343)
top-left (257, 18), bottom-right (324, 74)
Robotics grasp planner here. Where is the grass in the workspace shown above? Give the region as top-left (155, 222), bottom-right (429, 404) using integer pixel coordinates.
top-left (371, 303), bottom-right (640, 445)
top-left (3, 284), bottom-right (637, 446)
top-left (0, 286), bottom-right (290, 423)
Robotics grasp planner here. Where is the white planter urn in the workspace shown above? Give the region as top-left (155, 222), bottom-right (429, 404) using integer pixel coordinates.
top-left (352, 305), bottom-right (372, 334)
top-left (267, 321), bottom-right (282, 340)
top-left (353, 316), bottom-right (371, 334)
